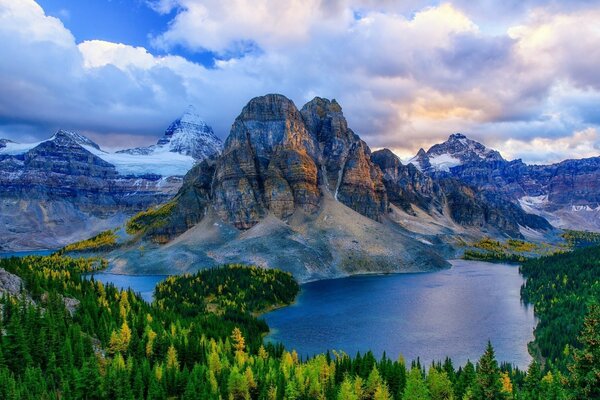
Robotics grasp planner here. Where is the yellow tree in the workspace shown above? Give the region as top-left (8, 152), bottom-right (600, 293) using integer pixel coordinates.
top-left (166, 345), bottom-right (179, 370)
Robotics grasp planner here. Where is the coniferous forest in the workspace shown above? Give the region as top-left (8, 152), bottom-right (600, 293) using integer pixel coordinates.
top-left (0, 249), bottom-right (598, 399)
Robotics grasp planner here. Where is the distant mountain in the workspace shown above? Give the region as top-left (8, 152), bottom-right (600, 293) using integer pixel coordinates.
top-left (105, 95), bottom-right (550, 281)
top-left (408, 134), bottom-right (600, 232)
top-left (0, 108), bottom-right (221, 251)
top-left (118, 105), bottom-right (222, 161)
top-left (408, 133), bottom-right (503, 172)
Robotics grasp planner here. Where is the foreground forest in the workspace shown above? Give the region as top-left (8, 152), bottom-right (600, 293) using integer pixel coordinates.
top-left (0, 249), bottom-right (598, 399)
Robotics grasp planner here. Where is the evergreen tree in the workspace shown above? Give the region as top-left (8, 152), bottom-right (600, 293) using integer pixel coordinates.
top-left (404, 367), bottom-right (430, 400)
top-left (427, 367), bottom-right (454, 400)
top-left (567, 304), bottom-right (600, 400)
top-left (472, 342), bottom-right (505, 400)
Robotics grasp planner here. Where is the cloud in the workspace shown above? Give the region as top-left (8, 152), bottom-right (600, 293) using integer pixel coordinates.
top-left (496, 128), bottom-right (600, 164)
top-left (0, 0), bottom-right (599, 165)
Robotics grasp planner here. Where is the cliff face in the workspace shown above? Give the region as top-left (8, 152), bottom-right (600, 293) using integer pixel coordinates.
top-left (210, 94), bottom-right (387, 229)
top-left (212, 95), bottom-right (320, 228)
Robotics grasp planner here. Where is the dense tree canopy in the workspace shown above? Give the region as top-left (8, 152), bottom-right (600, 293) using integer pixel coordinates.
top-left (0, 248), bottom-right (597, 399)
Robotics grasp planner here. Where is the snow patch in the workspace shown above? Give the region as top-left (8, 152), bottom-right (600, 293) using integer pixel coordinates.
top-left (0, 140), bottom-right (44, 155)
top-left (83, 144), bottom-right (195, 176)
top-left (428, 153), bottom-right (461, 172)
top-left (572, 205), bottom-right (600, 212)
top-left (407, 156), bottom-right (422, 171)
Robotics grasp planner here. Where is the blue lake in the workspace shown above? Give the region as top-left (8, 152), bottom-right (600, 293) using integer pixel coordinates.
top-left (87, 273), bottom-right (168, 303)
top-left (264, 260), bottom-right (536, 369)
top-left (0, 249), bottom-right (55, 258)
top-left (1, 251), bottom-right (536, 367)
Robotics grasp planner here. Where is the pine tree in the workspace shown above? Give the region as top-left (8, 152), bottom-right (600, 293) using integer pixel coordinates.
top-left (472, 342), bottom-right (505, 400)
top-left (454, 361), bottom-right (476, 400)
top-left (427, 367), bottom-right (454, 400)
top-left (568, 304), bottom-right (600, 400)
top-left (404, 367), bottom-right (430, 400)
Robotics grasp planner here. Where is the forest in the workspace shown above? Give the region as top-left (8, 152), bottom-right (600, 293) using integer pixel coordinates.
top-left (0, 249), bottom-right (597, 399)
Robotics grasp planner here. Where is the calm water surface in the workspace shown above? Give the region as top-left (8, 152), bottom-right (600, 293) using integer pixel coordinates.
top-left (87, 273), bottom-right (168, 303)
top-left (0, 249), bottom-right (55, 258)
top-left (264, 260), bottom-right (536, 369)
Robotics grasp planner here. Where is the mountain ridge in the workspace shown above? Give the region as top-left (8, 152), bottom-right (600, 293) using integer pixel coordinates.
top-left (408, 133), bottom-right (600, 231)
top-left (104, 94), bottom-right (556, 281)
top-left (0, 108), bottom-right (221, 251)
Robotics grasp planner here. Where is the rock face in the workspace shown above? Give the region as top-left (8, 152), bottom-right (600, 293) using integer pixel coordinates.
top-left (213, 95), bottom-right (320, 228)
top-left (211, 95), bottom-right (386, 229)
top-left (0, 107), bottom-right (221, 251)
top-left (408, 134), bottom-right (600, 231)
top-left (0, 268), bottom-right (24, 297)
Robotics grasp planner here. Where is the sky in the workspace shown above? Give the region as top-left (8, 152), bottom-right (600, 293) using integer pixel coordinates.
top-left (1, 0), bottom-right (600, 164)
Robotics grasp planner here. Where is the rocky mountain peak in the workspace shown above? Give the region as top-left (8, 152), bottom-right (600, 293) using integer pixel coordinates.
top-left (0, 138), bottom-right (14, 149)
top-left (410, 133), bottom-right (503, 172)
top-left (159, 105), bottom-right (222, 160)
top-left (448, 133), bottom-right (467, 140)
top-left (118, 106), bottom-right (222, 161)
top-left (238, 94), bottom-right (300, 122)
top-left (51, 130), bottom-right (101, 150)
top-left (371, 148), bottom-right (402, 171)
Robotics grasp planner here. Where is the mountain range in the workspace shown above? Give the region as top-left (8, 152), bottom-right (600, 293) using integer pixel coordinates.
top-left (3, 94), bottom-right (599, 281)
top-left (90, 94), bottom-right (596, 281)
top-left (0, 106), bottom-right (222, 251)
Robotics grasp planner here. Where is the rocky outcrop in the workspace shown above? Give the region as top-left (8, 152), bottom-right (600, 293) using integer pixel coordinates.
top-left (372, 148), bottom-right (443, 213)
top-left (0, 268), bottom-right (24, 297)
top-left (212, 94), bottom-right (320, 228)
top-left (210, 94), bottom-right (386, 230)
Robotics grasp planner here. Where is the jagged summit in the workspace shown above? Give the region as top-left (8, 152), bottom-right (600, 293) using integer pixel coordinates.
top-left (51, 129), bottom-right (102, 150)
top-left (119, 105), bottom-right (222, 160)
top-left (409, 133), bottom-right (503, 172)
top-left (0, 130), bottom-right (103, 156)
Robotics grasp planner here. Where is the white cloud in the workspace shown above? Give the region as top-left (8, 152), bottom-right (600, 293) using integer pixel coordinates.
top-left (497, 128), bottom-right (600, 164)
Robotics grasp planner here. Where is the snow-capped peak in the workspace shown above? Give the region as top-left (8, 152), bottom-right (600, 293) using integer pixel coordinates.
top-left (158, 105), bottom-right (222, 159)
top-left (118, 105), bottom-right (223, 161)
top-left (0, 130), bottom-right (102, 156)
top-left (408, 133), bottom-right (504, 173)
top-left (51, 129), bottom-right (102, 150)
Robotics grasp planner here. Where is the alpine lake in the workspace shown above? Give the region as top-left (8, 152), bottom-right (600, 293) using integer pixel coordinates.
top-left (1, 251), bottom-right (536, 368)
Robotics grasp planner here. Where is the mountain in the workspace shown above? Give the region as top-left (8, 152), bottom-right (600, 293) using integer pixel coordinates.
top-left (408, 133), bottom-right (503, 172)
top-left (0, 109), bottom-right (221, 251)
top-left (105, 95), bottom-right (550, 281)
top-left (409, 134), bottom-right (600, 232)
top-left (118, 105), bottom-right (222, 160)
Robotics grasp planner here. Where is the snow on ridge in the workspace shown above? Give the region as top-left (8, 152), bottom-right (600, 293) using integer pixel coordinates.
top-left (0, 131), bottom-right (195, 177)
top-left (82, 143), bottom-right (195, 177)
top-left (407, 156), bottom-right (422, 171)
top-left (0, 140), bottom-right (44, 155)
top-left (428, 153), bottom-right (461, 172)
top-left (518, 195), bottom-right (549, 214)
